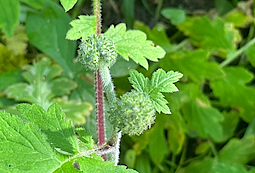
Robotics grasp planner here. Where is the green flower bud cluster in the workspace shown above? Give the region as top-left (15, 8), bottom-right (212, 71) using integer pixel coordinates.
top-left (109, 91), bottom-right (156, 136)
top-left (78, 34), bottom-right (117, 71)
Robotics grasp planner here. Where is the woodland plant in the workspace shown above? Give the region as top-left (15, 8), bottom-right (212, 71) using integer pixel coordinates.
top-left (0, 0), bottom-right (182, 172)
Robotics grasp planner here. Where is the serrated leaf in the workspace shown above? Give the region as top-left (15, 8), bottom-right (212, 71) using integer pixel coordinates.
top-left (104, 23), bottom-right (166, 69)
top-left (210, 67), bottom-right (255, 122)
top-left (149, 69), bottom-right (182, 114)
top-left (5, 58), bottom-right (77, 110)
top-left (149, 69), bottom-right (182, 93)
top-left (60, 0), bottom-right (77, 12)
top-left (0, 0), bottom-right (20, 37)
top-left (0, 110), bottom-right (64, 172)
top-left (26, 0), bottom-right (76, 76)
top-left (129, 69), bottom-right (148, 92)
top-left (218, 135), bottom-right (255, 165)
top-left (76, 157), bottom-right (138, 173)
top-left (17, 103), bottom-right (80, 155)
top-left (160, 50), bottom-right (224, 83)
top-left (66, 15), bottom-right (96, 40)
top-left (129, 69), bottom-right (182, 114)
top-left (178, 16), bottom-right (241, 57)
top-left (134, 21), bottom-right (175, 53)
top-left (179, 83), bottom-right (224, 141)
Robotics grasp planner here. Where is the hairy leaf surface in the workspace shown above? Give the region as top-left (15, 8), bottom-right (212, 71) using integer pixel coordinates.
top-left (66, 15), bottom-right (96, 40)
top-left (129, 69), bottom-right (182, 114)
top-left (104, 23), bottom-right (166, 69)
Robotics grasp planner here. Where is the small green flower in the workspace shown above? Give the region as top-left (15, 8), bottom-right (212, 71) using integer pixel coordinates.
top-left (78, 34), bottom-right (117, 71)
top-left (109, 90), bottom-right (156, 136)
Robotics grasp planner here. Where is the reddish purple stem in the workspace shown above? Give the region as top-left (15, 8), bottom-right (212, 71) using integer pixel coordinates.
top-left (96, 70), bottom-right (106, 160)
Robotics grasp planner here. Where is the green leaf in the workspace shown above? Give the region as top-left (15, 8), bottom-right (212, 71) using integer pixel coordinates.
top-left (124, 149), bottom-right (136, 168)
top-left (244, 118), bottom-right (255, 137)
top-left (178, 16), bottom-right (240, 57)
top-left (110, 58), bottom-right (138, 77)
top-left (225, 10), bottom-right (253, 28)
top-left (104, 23), bottom-right (166, 69)
top-left (221, 111), bottom-right (239, 141)
top-left (53, 97), bottom-right (93, 125)
top-left (66, 15), bottom-right (96, 40)
top-left (218, 135), bottom-right (255, 165)
top-left (129, 69), bottom-right (148, 93)
top-left (17, 103), bottom-right (80, 155)
top-left (179, 83), bottom-right (224, 141)
top-left (160, 50), bottom-right (224, 83)
top-left (245, 44), bottom-right (255, 67)
top-left (135, 153), bottom-right (152, 173)
top-left (26, 0), bottom-right (76, 76)
top-left (134, 21), bottom-right (175, 53)
top-left (210, 67), bottom-right (255, 122)
top-left (215, 0), bottom-right (234, 15)
top-left (5, 58), bottom-right (77, 110)
top-left (20, 0), bottom-right (44, 9)
top-left (177, 158), bottom-right (248, 173)
top-left (0, 0), bottom-right (20, 37)
top-left (128, 69), bottom-right (182, 114)
top-left (148, 124), bottom-right (168, 165)
top-left (60, 0), bottom-right (77, 12)
top-left (0, 69), bottom-right (24, 92)
top-left (0, 110), bottom-right (64, 172)
top-left (70, 157), bottom-right (138, 173)
top-left (161, 8), bottom-right (186, 25)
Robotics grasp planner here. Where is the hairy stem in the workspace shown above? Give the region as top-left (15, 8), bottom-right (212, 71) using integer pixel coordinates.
top-left (98, 61), bottom-right (121, 165)
top-left (93, 0), bottom-right (106, 160)
top-left (98, 62), bottom-right (117, 107)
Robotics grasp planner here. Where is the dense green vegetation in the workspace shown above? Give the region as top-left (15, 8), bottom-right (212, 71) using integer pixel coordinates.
top-left (1, 0), bottom-right (255, 172)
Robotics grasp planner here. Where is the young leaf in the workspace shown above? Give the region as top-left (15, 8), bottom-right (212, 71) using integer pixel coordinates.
top-left (16, 103), bottom-right (80, 155)
top-left (66, 15), bottom-right (97, 40)
top-left (0, 0), bottom-right (20, 37)
top-left (60, 0), bottom-right (77, 12)
top-left (128, 69), bottom-right (182, 114)
top-left (104, 23), bottom-right (166, 69)
top-left (129, 69), bottom-right (149, 93)
top-left (5, 58), bottom-right (77, 110)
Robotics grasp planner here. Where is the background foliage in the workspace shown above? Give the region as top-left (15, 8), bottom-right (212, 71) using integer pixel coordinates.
top-left (1, 0), bottom-right (255, 172)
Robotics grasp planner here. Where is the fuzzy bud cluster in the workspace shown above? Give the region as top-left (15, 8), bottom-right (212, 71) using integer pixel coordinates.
top-left (78, 34), bottom-right (117, 71)
top-left (109, 91), bottom-right (156, 136)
